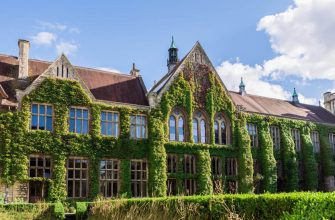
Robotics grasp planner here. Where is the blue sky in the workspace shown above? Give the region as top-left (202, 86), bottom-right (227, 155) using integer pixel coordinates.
top-left (1, 0), bottom-right (334, 104)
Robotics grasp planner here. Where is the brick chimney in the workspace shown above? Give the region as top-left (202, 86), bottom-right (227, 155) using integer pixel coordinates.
top-left (18, 39), bottom-right (30, 78)
top-left (130, 63), bottom-right (140, 77)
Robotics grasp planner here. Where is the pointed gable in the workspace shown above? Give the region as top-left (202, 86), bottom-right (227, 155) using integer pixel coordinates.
top-left (148, 41), bottom-right (231, 107)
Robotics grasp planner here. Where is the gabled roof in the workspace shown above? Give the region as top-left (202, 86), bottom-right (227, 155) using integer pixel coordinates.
top-left (230, 91), bottom-right (335, 124)
top-left (0, 54), bottom-right (148, 106)
top-left (149, 41), bottom-right (231, 99)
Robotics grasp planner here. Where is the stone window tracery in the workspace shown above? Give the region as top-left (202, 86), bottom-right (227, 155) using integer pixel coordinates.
top-left (193, 110), bottom-right (208, 143)
top-left (169, 108), bottom-right (185, 142)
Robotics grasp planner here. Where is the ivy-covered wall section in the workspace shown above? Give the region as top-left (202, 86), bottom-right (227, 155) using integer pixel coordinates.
top-left (0, 65), bottom-right (335, 203)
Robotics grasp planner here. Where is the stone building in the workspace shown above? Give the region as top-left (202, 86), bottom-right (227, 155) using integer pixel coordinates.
top-left (1, 39), bottom-right (335, 203)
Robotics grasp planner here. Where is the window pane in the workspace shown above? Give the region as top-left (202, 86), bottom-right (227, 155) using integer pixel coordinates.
top-left (169, 115), bottom-right (176, 141)
top-left (178, 116), bottom-right (184, 141)
top-left (83, 120), bottom-right (88, 134)
top-left (193, 119), bottom-right (198, 143)
top-left (32, 104), bottom-right (38, 114)
top-left (107, 112), bottom-right (112, 121)
top-left (70, 119), bottom-right (75, 132)
top-left (40, 105), bottom-right (45, 114)
top-left (214, 121), bottom-right (219, 144)
top-left (76, 109), bottom-right (82, 118)
top-left (39, 116), bottom-right (45, 130)
top-left (200, 120), bottom-right (206, 143)
top-left (221, 122), bottom-right (226, 145)
top-left (101, 112), bottom-right (106, 121)
top-left (46, 116), bottom-right (52, 131)
top-left (76, 119), bottom-right (82, 133)
top-left (83, 110), bottom-right (88, 119)
top-left (31, 115), bottom-right (38, 129)
top-left (47, 106), bottom-right (52, 115)
top-left (70, 108), bottom-right (75, 118)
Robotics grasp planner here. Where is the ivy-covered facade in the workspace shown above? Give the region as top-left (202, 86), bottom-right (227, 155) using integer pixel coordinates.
top-left (1, 39), bottom-right (335, 203)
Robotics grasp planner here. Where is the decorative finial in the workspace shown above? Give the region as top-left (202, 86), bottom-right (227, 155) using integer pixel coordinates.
top-left (239, 77), bottom-right (246, 96)
top-left (170, 36), bottom-right (177, 49)
top-left (292, 88), bottom-right (299, 104)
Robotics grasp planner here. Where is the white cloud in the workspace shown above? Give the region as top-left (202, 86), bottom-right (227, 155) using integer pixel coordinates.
top-left (31, 32), bottom-right (57, 46)
top-left (97, 67), bottom-right (121, 74)
top-left (37, 21), bottom-right (67, 31)
top-left (56, 42), bottom-right (78, 56)
top-left (69, 27), bottom-right (80, 34)
top-left (216, 0), bottom-right (335, 105)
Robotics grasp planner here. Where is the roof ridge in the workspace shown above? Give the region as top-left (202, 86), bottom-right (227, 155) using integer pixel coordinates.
top-left (75, 65), bottom-right (134, 78)
top-left (229, 90), bottom-right (321, 108)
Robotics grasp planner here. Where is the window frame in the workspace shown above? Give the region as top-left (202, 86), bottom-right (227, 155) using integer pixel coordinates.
top-left (214, 113), bottom-right (230, 145)
top-left (270, 126), bottom-right (281, 150)
top-left (29, 155), bottom-right (52, 178)
top-left (193, 110), bottom-right (208, 144)
top-left (169, 108), bottom-right (185, 142)
top-left (291, 129), bottom-right (301, 152)
top-left (100, 110), bottom-right (120, 137)
top-left (247, 123), bottom-right (258, 148)
top-left (225, 157), bottom-right (238, 176)
top-left (130, 114), bottom-right (148, 139)
top-left (184, 154), bottom-right (196, 174)
top-left (211, 156), bottom-right (223, 177)
top-left (130, 159), bottom-right (148, 197)
top-left (183, 179), bottom-right (197, 195)
top-left (167, 154), bottom-right (178, 174)
top-left (311, 131), bottom-right (320, 153)
top-left (30, 103), bottom-right (54, 132)
top-left (329, 133), bottom-right (335, 154)
top-left (99, 159), bottom-right (120, 198)
top-left (66, 157), bottom-right (89, 198)
top-left (69, 106), bottom-right (90, 134)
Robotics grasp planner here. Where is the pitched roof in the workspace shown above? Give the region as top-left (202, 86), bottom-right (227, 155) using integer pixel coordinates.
top-left (230, 91), bottom-right (335, 124)
top-left (0, 54), bottom-right (148, 106)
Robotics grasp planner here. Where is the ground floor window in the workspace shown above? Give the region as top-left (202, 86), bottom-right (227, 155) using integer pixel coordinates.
top-left (131, 160), bottom-right (148, 197)
top-left (167, 178), bottom-right (177, 196)
top-left (100, 159), bottom-right (119, 198)
top-left (184, 179), bottom-right (197, 195)
top-left (67, 157), bottom-right (89, 198)
top-left (29, 155), bottom-right (51, 203)
top-left (225, 158), bottom-right (238, 176)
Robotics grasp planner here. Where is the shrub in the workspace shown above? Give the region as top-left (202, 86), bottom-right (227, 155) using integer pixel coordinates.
top-left (53, 202), bottom-right (65, 219)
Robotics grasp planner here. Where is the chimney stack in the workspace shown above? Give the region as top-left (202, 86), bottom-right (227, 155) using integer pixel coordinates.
top-left (130, 63), bottom-right (140, 77)
top-left (18, 39), bottom-right (30, 78)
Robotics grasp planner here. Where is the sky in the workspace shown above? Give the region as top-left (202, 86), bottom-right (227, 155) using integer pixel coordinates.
top-left (1, 0), bottom-right (334, 105)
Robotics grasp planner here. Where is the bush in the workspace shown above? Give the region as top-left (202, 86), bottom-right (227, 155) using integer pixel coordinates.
top-left (0, 203), bottom-right (53, 220)
top-left (54, 202), bottom-right (65, 219)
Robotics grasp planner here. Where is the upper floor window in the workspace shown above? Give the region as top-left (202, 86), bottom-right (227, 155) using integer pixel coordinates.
top-left (247, 123), bottom-right (258, 147)
top-left (214, 113), bottom-right (229, 145)
top-left (130, 115), bottom-right (147, 139)
top-left (329, 133), bottom-right (335, 154)
top-left (193, 110), bottom-right (208, 144)
top-left (311, 131), bottom-right (320, 153)
top-left (69, 107), bottom-right (89, 134)
top-left (169, 109), bottom-right (185, 142)
top-left (101, 111), bottom-right (119, 137)
top-left (291, 129), bottom-right (301, 152)
top-left (31, 104), bottom-right (53, 131)
top-left (270, 126), bottom-right (280, 150)
top-left (29, 155), bottom-right (52, 178)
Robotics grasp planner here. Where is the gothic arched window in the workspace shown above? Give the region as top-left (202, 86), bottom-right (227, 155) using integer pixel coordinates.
top-left (214, 113), bottom-right (230, 145)
top-left (169, 109), bottom-right (185, 142)
top-left (193, 110), bottom-right (208, 144)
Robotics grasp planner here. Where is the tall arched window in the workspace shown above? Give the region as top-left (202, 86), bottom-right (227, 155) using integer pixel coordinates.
top-left (214, 113), bottom-right (230, 145)
top-left (169, 109), bottom-right (185, 142)
top-left (193, 110), bottom-right (208, 144)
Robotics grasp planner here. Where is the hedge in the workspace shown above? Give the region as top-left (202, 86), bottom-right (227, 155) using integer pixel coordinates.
top-left (87, 192), bottom-right (335, 220)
